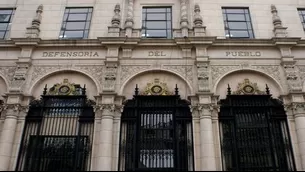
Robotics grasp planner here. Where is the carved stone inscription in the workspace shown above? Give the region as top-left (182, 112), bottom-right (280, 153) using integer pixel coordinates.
top-left (42, 51), bottom-right (99, 57)
top-left (226, 51), bottom-right (261, 57)
top-left (148, 51), bottom-right (166, 57)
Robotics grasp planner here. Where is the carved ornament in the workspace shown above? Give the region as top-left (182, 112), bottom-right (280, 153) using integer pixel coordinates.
top-left (140, 78), bottom-right (173, 96)
top-left (233, 79), bottom-right (265, 95)
top-left (47, 79), bottom-right (83, 96)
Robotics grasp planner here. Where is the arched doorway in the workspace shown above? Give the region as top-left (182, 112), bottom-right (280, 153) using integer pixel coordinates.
top-left (118, 79), bottom-right (194, 171)
top-left (15, 79), bottom-right (95, 171)
top-left (219, 79), bottom-right (296, 171)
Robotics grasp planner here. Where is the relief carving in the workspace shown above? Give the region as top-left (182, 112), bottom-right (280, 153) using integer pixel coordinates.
top-left (0, 66), bottom-right (16, 87)
top-left (11, 63), bottom-right (31, 90)
top-left (197, 63), bottom-right (209, 92)
top-left (31, 65), bottom-right (103, 91)
top-left (162, 65), bottom-right (193, 84)
top-left (282, 64), bottom-right (302, 92)
top-left (103, 63), bottom-right (117, 91)
top-left (120, 65), bottom-right (150, 84)
top-left (211, 65), bottom-right (282, 87)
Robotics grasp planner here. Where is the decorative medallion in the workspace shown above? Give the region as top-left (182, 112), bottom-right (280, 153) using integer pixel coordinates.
top-left (141, 78), bottom-right (173, 95)
top-left (47, 79), bottom-right (82, 96)
top-left (233, 78), bottom-right (265, 95)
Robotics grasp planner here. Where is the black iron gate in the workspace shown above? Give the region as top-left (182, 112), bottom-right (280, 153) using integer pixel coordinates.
top-left (118, 86), bottom-right (194, 171)
top-left (219, 85), bottom-right (296, 171)
top-left (15, 80), bottom-right (95, 171)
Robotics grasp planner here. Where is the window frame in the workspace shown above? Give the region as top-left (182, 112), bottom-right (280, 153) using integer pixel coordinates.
top-left (59, 7), bottom-right (93, 39)
top-left (142, 6), bottom-right (173, 39)
top-left (222, 7), bottom-right (255, 39)
top-left (0, 8), bottom-right (15, 39)
top-left (298, 8), bottom-right (305, 31)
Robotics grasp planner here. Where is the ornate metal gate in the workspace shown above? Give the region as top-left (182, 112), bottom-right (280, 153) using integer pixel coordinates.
top-left (15, 79), bottom-right (95, 171)
top-left (219, 79), bottom-right (296, 171)
top-left (118, 80), bottom-right (194, 171)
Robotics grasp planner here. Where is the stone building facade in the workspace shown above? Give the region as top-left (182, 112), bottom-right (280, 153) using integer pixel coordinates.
top-left (0, 0), bottom-right (305, 171)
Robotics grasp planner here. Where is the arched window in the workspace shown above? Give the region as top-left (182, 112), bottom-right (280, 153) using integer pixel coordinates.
top-left (219, 79), bottom-right (296, 171)
top-left (118, 80), bottom-right (194, 171)
top-left (15, 79), bottom-right (95, 171)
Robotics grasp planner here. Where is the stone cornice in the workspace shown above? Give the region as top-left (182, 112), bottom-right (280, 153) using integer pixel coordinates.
top-left (0, 37), bottom-right (303, 49)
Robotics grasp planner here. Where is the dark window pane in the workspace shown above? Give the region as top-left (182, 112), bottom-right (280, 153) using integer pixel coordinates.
top-left (225, 9), bottom-right (245, 13)
top-left (146, 8), bottom-right (166, 12)
top-left (230, 30), bottom-right (249, 38)
top-left (66, 22), bottom-right (86, 30)
top-left (247, 22), bottom-right (252, 29)
top-left (86, 13), bottom-right (92, 20)
top-left (65, 8), bottom-right (70, 13)
top-left (166, 21), bottom-right (171, 29)
top-left (167, 29), bottom-right (172, 38)
top-left (166, 13), bottom-right (171, 20)
top-left (147, 13), bottom-right (166, 20)
top-left (0, 14), bottom-right (10, 22)
top-left (84, 30), bottom-right (89, 38)
top-left (245, 14), bottom-right (250, 21)
top-left (227, 14), bottom-right (245, 21)
top-left (146, 30), bottom-right (167, 37)
top-left (68, 8), bottom-right (88, 13)
top-left (85, 21), bottom-right (90, 29)
top-left (248, 30), bottom-right (254, 38)
top-left (166, 8), bottom-right (171, 12)
top-left (0, 23), bottom-right (8, 30)
top-left (244, 9), bottom-right (249, 13)
top-left (0, 10), bottom-right (12, 14)
top-left (0, 31), bottom-right (5, 39)
top-left (225, 30), bottom-right (230, 37)
top-left (142, 8), bottom-right (147, 13)
top-left (63, 14), bottom-right (68, 21)
top-left (228, 22), bottom-right (247, 29)
top-left (146, 21), bottom-right (166, 29)
top-left (64, 30), bottom-right (84, 38)
top-left (88, 8), bottom-right (93, 12)
top-left (68, 14), bottom-right (87, 21)
top-left (61, 22), bottom-right (66, 29)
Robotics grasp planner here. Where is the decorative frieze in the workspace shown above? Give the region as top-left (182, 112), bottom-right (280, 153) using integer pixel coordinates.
top-left (197, 62), bottom-right (210, 92)
top-left (211, 65), bottom-right (282, 86)
top-left (282, 64), bottom-right (302, 92)
top-left (103, 63), bottom-right (118, 92)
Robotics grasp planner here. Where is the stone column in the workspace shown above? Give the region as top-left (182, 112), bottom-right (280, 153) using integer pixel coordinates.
top-left (198, 104), bottom-right (216, 171)
top-left (0, 104), bottom-right (19, 171)
top-left (96, 104), bottom-right (115, 171)
top-left (292, 102), bottom-right (305, 170)
top-left (180, 0), bottom-right (189, 37)
top-left (125, 0), bottom-right (134, 37)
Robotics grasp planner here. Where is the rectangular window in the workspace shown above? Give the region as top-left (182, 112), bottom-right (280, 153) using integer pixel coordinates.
top-left (222, 7), bottom-right (254, 38)
top-left (142, 7), bottom-right (172, 38)
top-left (0, 9), bottom-right (15, 39)
top-left (298, 9), bottom-right (305, 31)
top-left (59, 7), bottom-right (93, 39)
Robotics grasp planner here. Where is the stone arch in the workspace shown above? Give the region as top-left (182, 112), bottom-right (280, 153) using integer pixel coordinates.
top-left (0, 74), bottom-right (8, 100)
top-left (29, 70), bottom-right (99, 100)
top-left (120, 69), bottom-right (194, 100)
top-left (214, 69), bottom-right (283, 99)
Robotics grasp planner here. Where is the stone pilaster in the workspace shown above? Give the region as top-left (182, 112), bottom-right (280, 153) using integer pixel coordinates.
top-left (96, 104), bottom-right (115, 171)
top-left (291, 102), bottom-right (305, 170)
top-left (198, 103), bottom-right (217, 171)
top-left (0, 104), bottom-right (19, 171)
top-left (103, 47), bottom-right (119, 92)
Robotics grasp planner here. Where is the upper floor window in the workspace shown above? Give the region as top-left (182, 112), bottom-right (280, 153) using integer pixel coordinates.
top-left (0, 9), bottom-right (15, 39)
top-left (59, 7), bottom-right (93, 39)
top-left (298, 9), bottom-right (305, 31)
top-left (142, 7), bottom-right (172, 38)
top-left (222, 7), bottom-right (254, 38)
